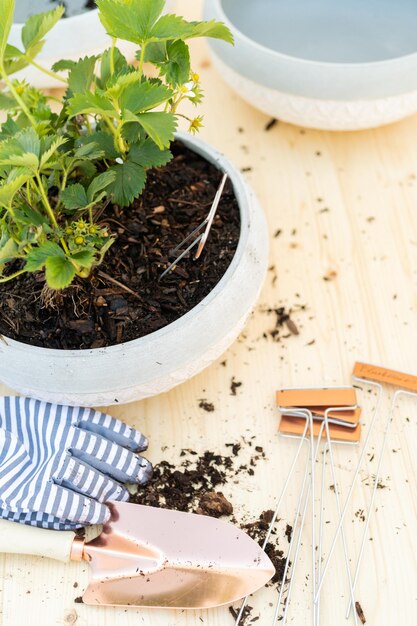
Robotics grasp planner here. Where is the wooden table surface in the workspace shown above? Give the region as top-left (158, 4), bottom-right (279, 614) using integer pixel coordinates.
top-left (2, 2), bottom-right (417, 624)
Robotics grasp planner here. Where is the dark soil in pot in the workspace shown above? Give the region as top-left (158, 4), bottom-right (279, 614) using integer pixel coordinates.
top-left (14, 0), bottom-right (95, 23)
top-left (0, 141), bottom-right (241, 349)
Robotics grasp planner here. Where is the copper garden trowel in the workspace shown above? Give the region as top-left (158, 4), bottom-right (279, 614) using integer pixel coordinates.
top-left (0, 501), bottom-right (274, 609)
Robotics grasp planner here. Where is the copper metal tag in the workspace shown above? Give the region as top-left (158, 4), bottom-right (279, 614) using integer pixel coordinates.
top-left (353, 361), bottom-right (417, 392)
top-left (279, 415), bottom-right (361, 442)
top-left (309, 406), bottom-right (361, 426)
top-left (276, 387), bottom-right (357, 408)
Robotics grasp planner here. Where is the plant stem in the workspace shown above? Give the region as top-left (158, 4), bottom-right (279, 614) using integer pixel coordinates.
top-left (0, 268), bottom-right (26, 283)
top-left (25, 57), bottom-right (67, 84)
top-left (0, 63), bottom-right (37, 127)
top-left (110, 38), bottom-right (117, 75)
top-left (35, 174), bottom-right (58, 228)
top-left (34, 174), bottom-right (69, 254)
top-left (103, 115), bottom-right (126, 154)
top-left (138, 43), bottom-right (147, 76)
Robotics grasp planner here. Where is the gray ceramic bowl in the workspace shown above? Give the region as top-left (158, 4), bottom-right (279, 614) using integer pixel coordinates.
top-left (204, 0), bottom-right (417, 130)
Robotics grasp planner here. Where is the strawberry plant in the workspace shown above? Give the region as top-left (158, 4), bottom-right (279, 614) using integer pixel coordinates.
top-left (0, 0), bottom-right (233, 289)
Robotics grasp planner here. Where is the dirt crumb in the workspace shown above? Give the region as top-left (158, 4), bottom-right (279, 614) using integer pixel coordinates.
top-left (197, 491), bottom-right (233, 517)
top-left (355, 601), bottom-right (366, 624)
top-left (230, 377), bottom-right (243, 396)
top-left (198, 399), bottom-right (215, 412)
top-left (264, 118), bottom-right (278, 131)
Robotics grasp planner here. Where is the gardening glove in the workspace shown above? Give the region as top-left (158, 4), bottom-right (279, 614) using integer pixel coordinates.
top-left (0, 396), bottom-right (152, 530)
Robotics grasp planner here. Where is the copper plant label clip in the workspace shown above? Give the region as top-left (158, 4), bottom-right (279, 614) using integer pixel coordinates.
top-left (353, 361), bottom-right (417, 392)
top-left (309, 406), bottom-right (361, 427)
top-left (276, 388), bottom-right (361, 625)
top-left (276, 386), bottom-right (357, 408)
top-left (279, 415), bottom-right (361, 443)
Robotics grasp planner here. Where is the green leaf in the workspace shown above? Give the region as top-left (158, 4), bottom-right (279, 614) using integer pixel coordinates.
top-left (0, 173), bottom-right (31, 208)
top-left (0, 237), bottom-right (18, 267)
top-left (40, 136), bottom-right (68, 168)
top-left (87, 170), bottom-right (116, 203)
top-left (99, 47), bottom-right (128, 88)
top-left (0, 152), bottom-right (39, 169)
top-left (70, 249), bottom-right (95, 268)
top-left (143, 41), bottom-right (166, 64)
top-left (25, 241), bottom-right (64, 272)
top-left (185, 20), bottom-right (234, 44)
top-left (147, 16), bottom-right (234, 45)
top-left (15, 127), bottom-right (41, 157)
top-left (129, 138), bottom-right (172, 168)
top-left (4, 43), bottom-right (22, 59)
top-left (3, 43), bottom-right (29, 74)
top-left (0, 116), bottom-right (19, 140)
top-left (105, 71), bottom-right (140, 99)
top-left (134, 111), bottom-right (177, 149)
top-left (51, 58), bottom-right (77, 72)
top-left (73, 142), bottom-right (104, 161)
top-left (0, 92), bottom-right (16, 110)
top-left (97, 0), bottom-right (165, 44)
top-left (60, 183), bottom-right (88, 210)
top-left (76, 160), bottom-right (97, 180)
top-left (119, 80), bottom-right (172, 113)
top-left (3, 56), bottom-right (29, 75)
top-left (21, 5), bottom-right (65, 52)
top-left (14, 204), bottom-right (46, 227)
top-left (67, 55), bottom-right (98, 94)
top-left (108, 160), bottom-right (146, 206)
top-left (120, 120), bottom-right (142, 144)
top-left (75, 131), bottom-right (119, 160)
top-left (45, 255), bottom-right (76, 289)
top-left (149, 14), bottom-right (192, 42)
top-left (67, 92), bottom-right (118, 118)
top-left (0, 0), bottom-right (15, 57)
top-left (159, 39), bottom-right (190, 86)
top-left (0, 128), bottom-right (42, 169)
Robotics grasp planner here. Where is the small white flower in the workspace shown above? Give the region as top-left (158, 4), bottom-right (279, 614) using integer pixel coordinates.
top-left (179, 81), bottom-right (196, 98)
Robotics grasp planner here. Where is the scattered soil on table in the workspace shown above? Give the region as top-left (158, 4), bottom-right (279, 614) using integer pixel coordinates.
top-left (197, 491), bottom-right (233, 517)
top-left (130, 447), bottom-right (252, 513)
top-left (355, 601), bottom-right (366, 624)
top-left (264, 118), bottom-right (278, 132)
top-left (242, 510), bottom-right (289, 587)
top-left (260, 305), bottom-right (304, 342)
top-left (198, 399), bottom-right (215, 412)
top-left (230, 376), bottom-right (243, 396)
top-left (285, 523), bottom-right (293, 542)
top-left (0, 141), bottom-right (240, 349)
top-left (229, 605), bottom-right (259, 625)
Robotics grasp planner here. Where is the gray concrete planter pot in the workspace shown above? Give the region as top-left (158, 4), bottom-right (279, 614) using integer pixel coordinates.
top-left (0, 132), bottom-right (269, 407)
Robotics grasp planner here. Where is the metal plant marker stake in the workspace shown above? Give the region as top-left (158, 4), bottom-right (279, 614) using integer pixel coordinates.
top-left (234, 410), bottom-right (313, 625)
top-left (314, 379), bottom-right (383, 602)
top-left (159, 173), bottom-right (228, 280)
top-left (345, 388), bottom-right (417, 619)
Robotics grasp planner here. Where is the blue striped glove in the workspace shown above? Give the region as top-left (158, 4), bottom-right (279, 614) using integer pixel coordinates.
top-left (0, 396), bottom-right (152, 530)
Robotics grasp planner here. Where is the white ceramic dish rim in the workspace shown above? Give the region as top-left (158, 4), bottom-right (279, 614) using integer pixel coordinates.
top-left (214, 0), bottom-right (417, 69)
top-left (1, 130), bottom-right (249, 358)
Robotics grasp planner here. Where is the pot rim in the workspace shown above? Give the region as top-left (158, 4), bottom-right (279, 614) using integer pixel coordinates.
top-left (11, 6), bottom-right (99, 27)
top-left (213, 0), bottom-right (417, 69)
top-left (1, 131), bottom-right (249, 357)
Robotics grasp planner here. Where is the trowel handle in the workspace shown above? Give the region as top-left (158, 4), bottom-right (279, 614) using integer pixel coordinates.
top-left (0, 519), bottom-right (77, 562)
